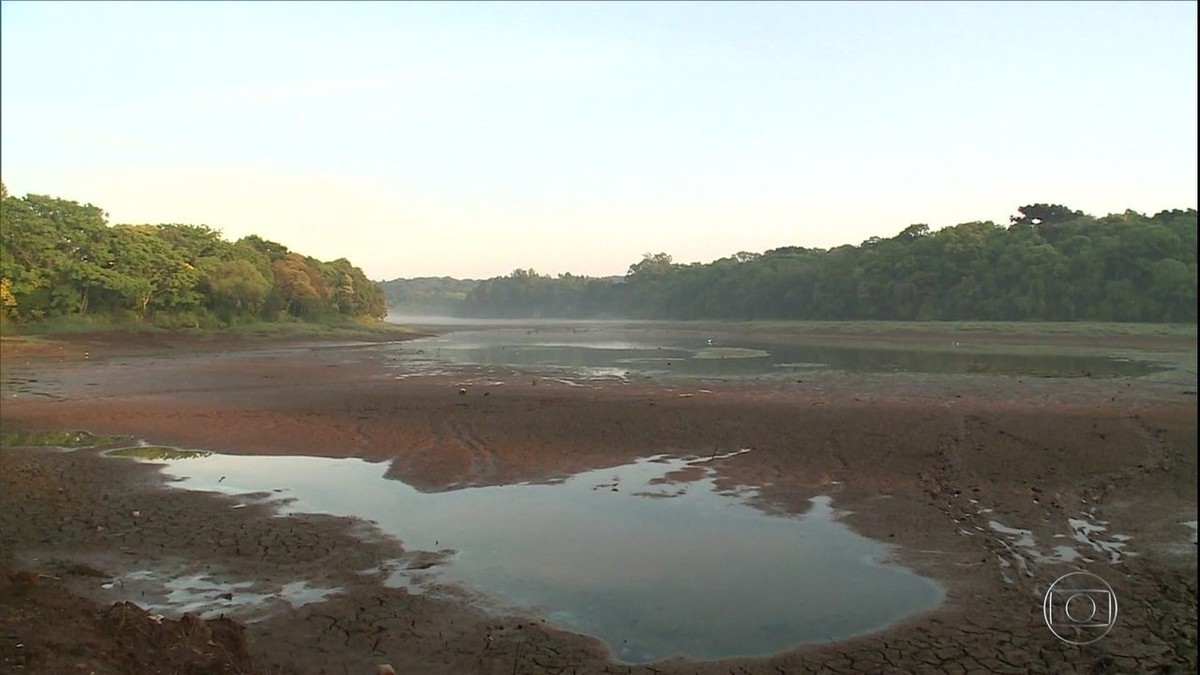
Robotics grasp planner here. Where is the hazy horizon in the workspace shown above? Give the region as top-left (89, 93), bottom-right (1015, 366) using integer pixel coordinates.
top-left (3, 2), bottom-right (1196, 281)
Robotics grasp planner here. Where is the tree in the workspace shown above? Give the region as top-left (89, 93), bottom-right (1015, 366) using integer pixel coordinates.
top-left (109, 225), bottom-right (202, 317)
top-left (443, 204), bottom-right (1196, 322)
top-left (895, 223), bottom-right (930, 241)
top-left (198, 257), bottom-right (272, 320)
top-left (238, 234), bottom-right (290, 262)
top-left (627, 252), bottom-right (674, 277)
top-left (155, 224), bottom-right (227, 263)
top-left (1, 185), bottom-right (387, 326)
top-left (1010, 204), bottom-right (1085, 228)
top-left (0, 193), bottom-right (121, 317)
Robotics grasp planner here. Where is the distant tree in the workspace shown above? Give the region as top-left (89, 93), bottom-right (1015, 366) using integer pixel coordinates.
top-left (1010, 203), bottom-right (1085, 228)
top-left (238, 234), bottom-right (290, 262)
top-left (627, 252), bottom-right (674, 277)
top-left (894, 223), bottom-right (930, 241)
top-left (445, 204), bottom-right (1195, 323)
top-left (378, 276), bottom-right (478, 314)
top-left (155, 224), bottom-right (227, 263)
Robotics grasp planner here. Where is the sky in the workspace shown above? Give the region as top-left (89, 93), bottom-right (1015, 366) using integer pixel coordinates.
top-left (2, 1), bottom-right (1196, 281)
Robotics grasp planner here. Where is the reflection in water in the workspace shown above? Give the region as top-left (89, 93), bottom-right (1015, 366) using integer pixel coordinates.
top-left (122, 450), bottom-right (943, 663)
top-left (385, 325), bottom-right (1162, 380)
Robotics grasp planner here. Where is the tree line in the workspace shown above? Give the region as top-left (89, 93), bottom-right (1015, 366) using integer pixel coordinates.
top-left (385, 204), bottom-right (1197, 322)
top-left (0, 183), bottom-right (386, 327)
top-left (381, 276), bottom-right (478, 315)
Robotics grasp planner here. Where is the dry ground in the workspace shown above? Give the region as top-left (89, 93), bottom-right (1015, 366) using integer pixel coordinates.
top-left (1, 329), bottom-right (1195, 674)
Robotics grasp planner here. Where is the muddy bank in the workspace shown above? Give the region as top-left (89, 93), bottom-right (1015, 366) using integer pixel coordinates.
top-left (1, 333), bottom-right (1196, 673)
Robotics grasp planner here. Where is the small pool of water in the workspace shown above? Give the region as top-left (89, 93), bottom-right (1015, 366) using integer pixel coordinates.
top-left (117, 448), bottom-right (943, 663)
top-left (385, 325), bottom-right (1163, 381)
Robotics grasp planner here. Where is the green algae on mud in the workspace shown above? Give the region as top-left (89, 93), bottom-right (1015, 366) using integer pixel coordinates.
top-left (693, 346), bottom-right (771, 360)
top-left (0, 429), bottom-right (129, 449)
top-left (107, 446), bottom-right (213, 461)
top-left (0, 431), bottom-right (212, 461)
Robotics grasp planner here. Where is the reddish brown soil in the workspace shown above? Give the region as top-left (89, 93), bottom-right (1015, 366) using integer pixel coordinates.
top-left (2, 569), bottom-right (254, 674)
top-left (1, 330), bottom-right (1195, 674)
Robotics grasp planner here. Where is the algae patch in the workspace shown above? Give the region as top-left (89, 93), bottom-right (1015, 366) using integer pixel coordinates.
top-left (692, 347), bottom-right (770, 360)
top-left (108, 446), bottom-right (213, 461)
top-left (0, 429), bottom-right (129, 449)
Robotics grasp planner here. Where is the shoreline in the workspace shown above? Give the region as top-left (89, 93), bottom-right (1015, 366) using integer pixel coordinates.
top-left (2, 329), bottom-right (1196, 673)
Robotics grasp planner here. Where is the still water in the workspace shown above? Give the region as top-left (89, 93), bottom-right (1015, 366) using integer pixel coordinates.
top-left (127, 448), bottom-right (943, 663)
top-left (384, 321), bottom-right (1162, 381)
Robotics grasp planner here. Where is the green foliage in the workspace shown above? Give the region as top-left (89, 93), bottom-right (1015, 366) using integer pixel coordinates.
top-left (450, 205), bottom-right (1197, 322)
top-left (459, 269), bottom-right (626, 318)
top-left (0, 185), bottom-right (386, 328)
top-left (378, 276), bottom-right (478, 314)
top-left (197, 257), bottom-right (271, 320)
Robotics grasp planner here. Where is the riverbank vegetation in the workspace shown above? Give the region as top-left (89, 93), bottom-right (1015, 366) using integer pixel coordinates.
top-left (0, 182), bottom-right (387, 332)
top-left (384, 204), bottom-right (1196, 323)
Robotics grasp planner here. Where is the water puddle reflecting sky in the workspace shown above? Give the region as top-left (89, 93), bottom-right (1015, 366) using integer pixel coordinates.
top-left (118, 448), bottom-right (943, 663)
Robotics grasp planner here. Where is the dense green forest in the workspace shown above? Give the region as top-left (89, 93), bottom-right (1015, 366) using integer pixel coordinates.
top-left (0, 183), bottom-right (386, 328)
top-left (381, 276), bottom-right (478, 315)
top-left (385, 204), bottom-right (1197, 322)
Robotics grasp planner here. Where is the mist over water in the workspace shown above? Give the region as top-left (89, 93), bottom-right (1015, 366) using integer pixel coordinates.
top-left (383, 318), bottom-right (1164, 380)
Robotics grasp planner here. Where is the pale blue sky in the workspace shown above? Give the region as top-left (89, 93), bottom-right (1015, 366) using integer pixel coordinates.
top-left (2, 1), bottom-right (1196, 280)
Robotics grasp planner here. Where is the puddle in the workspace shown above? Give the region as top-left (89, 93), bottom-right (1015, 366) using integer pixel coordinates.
top-left (1183, 520), bottom-right (1198, 545)
top-left (98, 565), bottom-right (339, 621)
top-left (384, 325), bottom-right (1165, 381)
top-left (987, 514), bottom-right (1137, 583)
top-left (1066, 516), bottom-right (1137, 564)
top-left (112, 449), bottom-right (943, 663)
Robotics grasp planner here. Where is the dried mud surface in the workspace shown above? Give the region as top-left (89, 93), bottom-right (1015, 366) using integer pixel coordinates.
top-left (1, 330), bottom-right (1196, 674)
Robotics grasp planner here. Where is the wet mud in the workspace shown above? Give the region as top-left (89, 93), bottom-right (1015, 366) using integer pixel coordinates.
top-left (1, 330), bottom-right (1195, 673)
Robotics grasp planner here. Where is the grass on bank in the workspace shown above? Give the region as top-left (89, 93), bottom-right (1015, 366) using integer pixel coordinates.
top-left (0, 313), bottom-right (428, 342)
top-left (0, 316), bottom-right (430, 366)
top-left (3, 311), bottom-right (1195, 339)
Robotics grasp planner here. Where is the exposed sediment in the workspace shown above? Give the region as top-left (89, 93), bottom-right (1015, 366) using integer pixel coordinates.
top-left (1, 333), bottom-right (1195, 673)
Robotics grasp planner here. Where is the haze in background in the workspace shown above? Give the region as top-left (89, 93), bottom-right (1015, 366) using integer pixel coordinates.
top-left (2, 1), bottom-right (1196, 280)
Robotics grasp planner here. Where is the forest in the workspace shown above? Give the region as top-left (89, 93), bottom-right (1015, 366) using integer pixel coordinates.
top-left (0, 183), bottom-right (387, 328)
top-left (5, 187), bottom-right (1193, 327)
top-left (381, 276), bottom-right (478, 315)
top-left (385, 204), bottom-right (1197, 322)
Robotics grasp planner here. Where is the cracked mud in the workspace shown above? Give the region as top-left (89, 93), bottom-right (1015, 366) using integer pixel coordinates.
top-left (1, 328), bottom-right (1195, 674)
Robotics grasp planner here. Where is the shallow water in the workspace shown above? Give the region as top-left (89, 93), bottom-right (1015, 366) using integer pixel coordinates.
top-left (384, 323), bottom-right (1162, 381)
top-left (99, 567), bottom-right (340, 622)
top-left (120, 448), bottom-right (943, 663)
